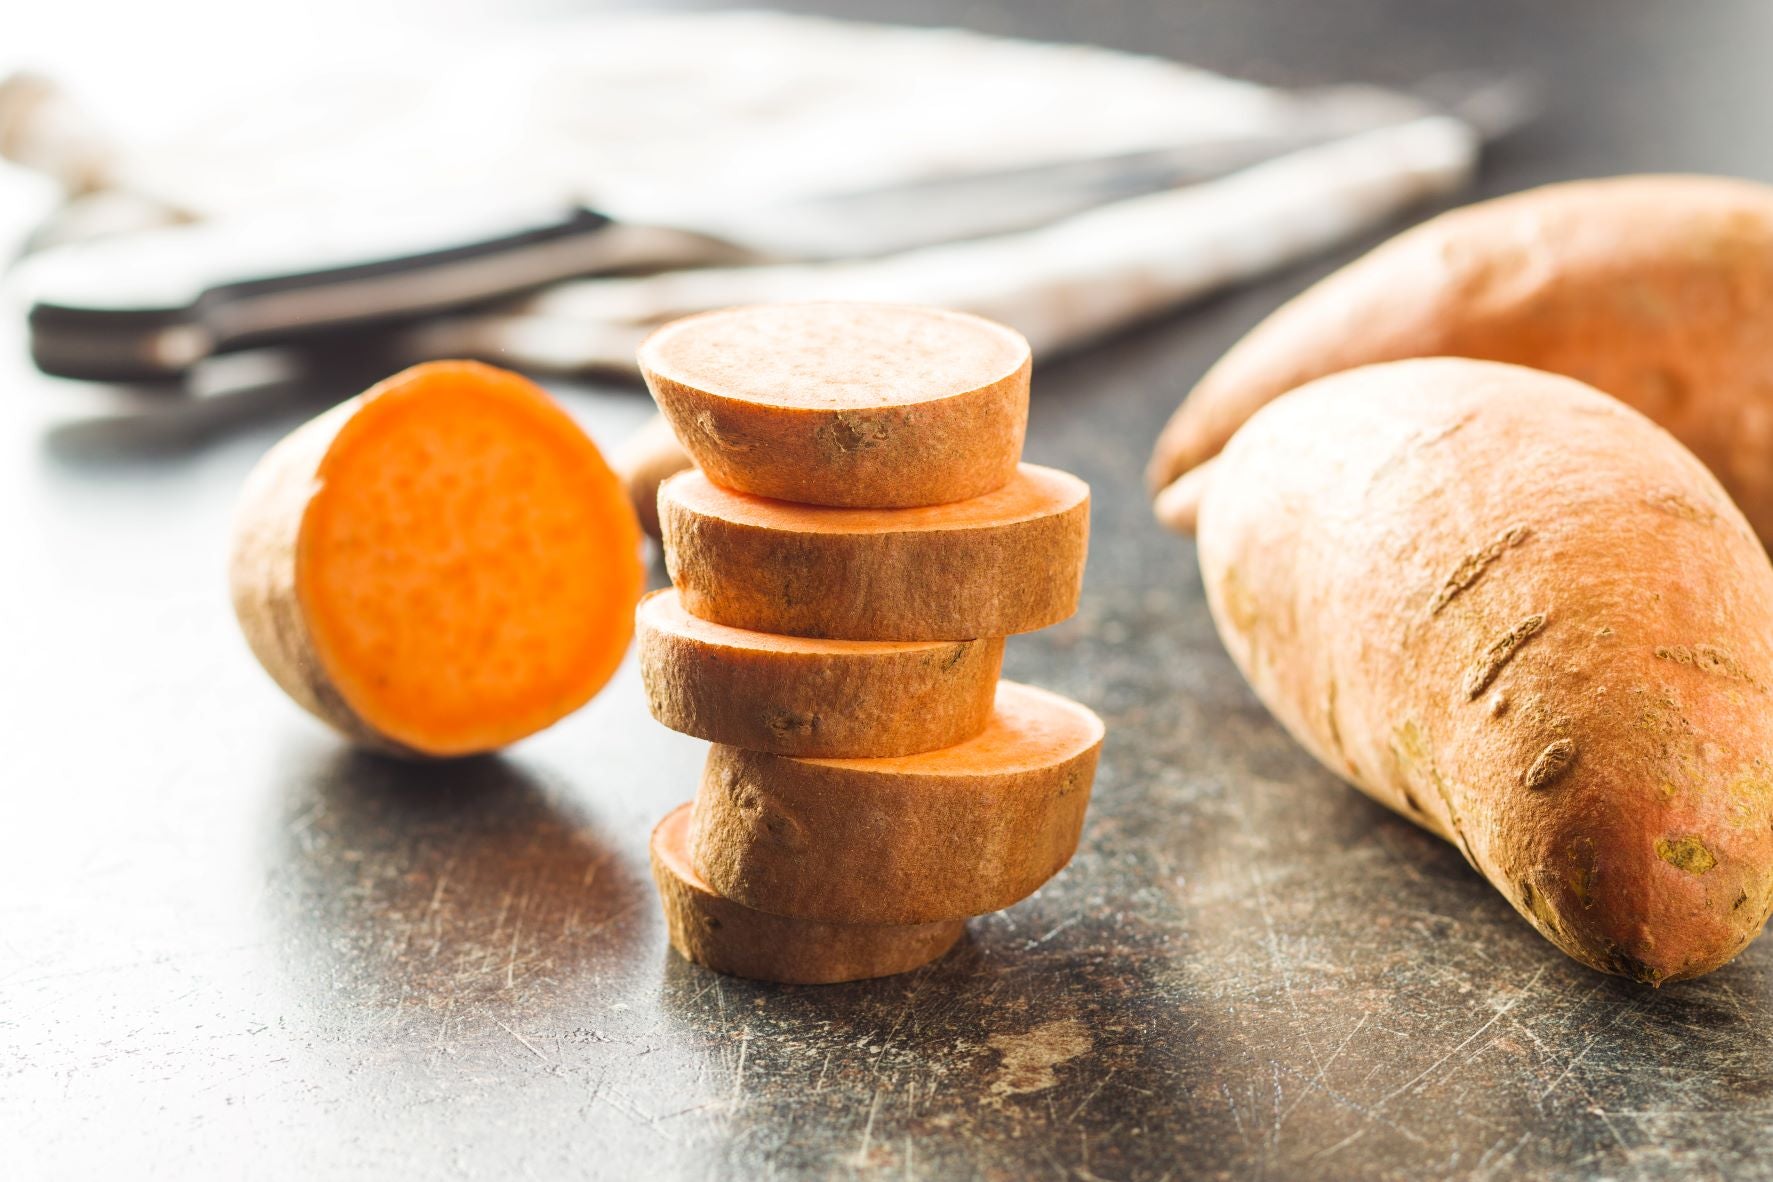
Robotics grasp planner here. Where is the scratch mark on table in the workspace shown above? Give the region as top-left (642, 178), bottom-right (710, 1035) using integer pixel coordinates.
top-left (493, 1018), bottom-right (552, 1068)
top-left (731, 1027), bottom-right (750, 1106)
top-left (1378, 981), bottom-right (1532, 1108)
top-left (1277, 1012), bottom-right (1370, 1130)
top-left (1245, 856), bottom-right (1325, 1088)
top-left (1066, 1066), bottom-right (1118, 1124)
top-left (1027, 917), bottom-right (1078, 949)
top-left (852, 1084), bottom-right (885, 1167)
top-left (1537, 991), bottom-right (1646, 1102)
top-left (505, 917), bottom-right (524, 989)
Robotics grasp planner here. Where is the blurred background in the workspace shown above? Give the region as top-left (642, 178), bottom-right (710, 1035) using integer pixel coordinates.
top-left (7, 0), bottom-right (1773, 443)
top-left (10, 3), bottom-right (1773, 1180)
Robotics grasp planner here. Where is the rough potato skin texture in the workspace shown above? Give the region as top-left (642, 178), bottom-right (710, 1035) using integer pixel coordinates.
top-left (1197, 359), bottom-right (1773, 984)
top-left (637, 590), bottom-right (1003, 757)
top-left (660, 466), bottom-right (1089, 641)
top-left (1149, 175), bottom-right (1773, 542)
top-left (612, 413), bottom-right (692, 540)
top-left (228, 396), bottom-right (422, 758)
top-left (641, 303), bottom-right (1031, 508)
top-left (690, 682), bottom-right (1103, 925)
top-left (650, 806), bottom-right (964, 985)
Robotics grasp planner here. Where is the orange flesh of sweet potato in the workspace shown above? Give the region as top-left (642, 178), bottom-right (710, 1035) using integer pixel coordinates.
top-left (690, 681), bottom-right (1104, 925)
top-left (231, 360), bottom-right (643, 757)
top-left (1196, 358), bottom-right (1773, 983)
top-left (1149, 175), bottom-right (1773, 541)
top-left (650, 804), bottom-right (965, 985)
top-left (637, 588), bottom-right (1003, 757)
top-left (640, 302), bottom-right (1030, 508)
top-left (660, 463), bottom-right (1088, 641)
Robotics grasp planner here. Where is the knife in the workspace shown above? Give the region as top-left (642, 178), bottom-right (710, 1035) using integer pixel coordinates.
top-left (16, 80), bottom-right (1526, 384)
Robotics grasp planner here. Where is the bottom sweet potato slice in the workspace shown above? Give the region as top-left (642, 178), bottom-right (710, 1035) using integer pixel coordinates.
top-left (230, 360), bottom-right (643, 757)
top-left (691, 681), bottom-right (1104, 925)
top-left (638, 588), bottom-right (1003, 757)
top-left (650, 805), bottom-right (965, 985)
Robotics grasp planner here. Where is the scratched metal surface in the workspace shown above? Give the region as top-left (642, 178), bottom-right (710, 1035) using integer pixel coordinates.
top-left (10, 2), bottom-right (1773, 1179)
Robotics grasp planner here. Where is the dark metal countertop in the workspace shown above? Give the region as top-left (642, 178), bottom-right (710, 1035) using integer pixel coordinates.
top-left (9, 2), bottom-right (1773, 1179)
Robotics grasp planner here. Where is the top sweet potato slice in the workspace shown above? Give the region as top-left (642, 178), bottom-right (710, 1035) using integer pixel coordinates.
top-left (641, 302), bottom-right (1030, 508)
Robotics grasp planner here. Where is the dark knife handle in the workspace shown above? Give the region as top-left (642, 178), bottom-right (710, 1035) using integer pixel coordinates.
top-left (27, 204), bottom-right (616, 382)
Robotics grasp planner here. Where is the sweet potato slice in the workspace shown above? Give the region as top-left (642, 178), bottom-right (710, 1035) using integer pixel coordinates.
top-left (638, 589), bottom-right (1002, 757)
top-left (639, 302), bottom-right (1031, 508)
top-left (651, 804), bottom-right (964, 984)
top-left (612, 413), bottom-right (691, 540)
top-left (691, 681), bottom-right (1103, 925)
top-left (1147, 175), bottom-right (1773, 541)
top-left (660, 464), bottom-right (1088, 641)
top-left (1196, 358), bottom-right (1773, 983)
top-left (230, 360), bottom-right (643, 757)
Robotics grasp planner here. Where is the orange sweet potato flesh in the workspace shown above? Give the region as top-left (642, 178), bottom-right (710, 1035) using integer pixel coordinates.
top-left (660, 464), bottom-right (1089, 641)
top-left (1149, 175), bottom-right (1773, 542)
top-left (650, 804), bottom-right (965, 985)
top-left (1197, 358), bottom-right (1773, 983)
top-left (641, 303), bottom-right (1031, 508)
top-left (691, 681), bottom-right (1103, 925)
top-left (230, 360), bottom-right (643, 757)
top-left (638, 588), bottom-right (1002, 757)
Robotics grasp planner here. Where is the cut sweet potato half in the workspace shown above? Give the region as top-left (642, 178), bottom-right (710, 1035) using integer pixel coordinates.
top-left (651, 804), bottom-right (965, 985)
top-left (660, 464), bottom-right (1089, 641)
top-left (230, 360), bottom-right (643, 757)
top-left (639, 302), bottom-right (1031, 508)
top-left (638, 588), bottom-right (1002, 757)
top-left (691, 681), bottom-right (1104, 925)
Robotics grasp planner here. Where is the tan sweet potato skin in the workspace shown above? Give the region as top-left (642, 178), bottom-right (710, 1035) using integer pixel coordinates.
top-left (612, 413), bottom-right (692, 541)
top-left (229, 396), bottom-right (423, 758)
top-left (1150, 175), bottom-right (1773, 542)
top-left (690, 684), bottom-right (1103, 925)
top-left (660, 467), bottom-right (1089, 642)
top-left (650, 806), bottom-right (964, 984)
top-left (1197, 359), bottom-right (1773, 983)
top-left (638, 591), bottom-right (1003, 757)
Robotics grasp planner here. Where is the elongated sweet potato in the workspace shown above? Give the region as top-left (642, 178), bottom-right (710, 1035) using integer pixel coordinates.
top-left (230, 360), bottom-right (643, 757)
top-left (641, 302), bottom-right (1030, 508)
top-left (651, 805), bottom-right (964, 984)
top-left (1196, 358), bottom-right (1773, 983)
top-left (691, 681), bottom-right (1103, 925)
top-left (1149, 175), bottom-right (1773, 540)
top-left (638, 588), bottom-right (1002, 757)
top-left (660, 464), bottom-right (1088, 641)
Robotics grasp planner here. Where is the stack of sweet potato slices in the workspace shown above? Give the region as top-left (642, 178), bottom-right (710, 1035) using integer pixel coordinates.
top-left (638, 303), bottom-right (1103, 984)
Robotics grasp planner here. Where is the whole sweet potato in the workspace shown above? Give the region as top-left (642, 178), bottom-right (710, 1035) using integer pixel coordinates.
top-left (1196, 358), bottom-right (1773, 983)
top-left (1151, 175), bottom-right (1773, 541)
